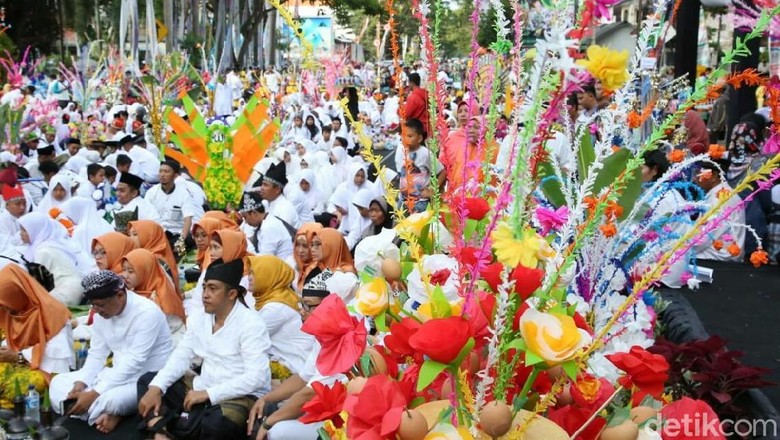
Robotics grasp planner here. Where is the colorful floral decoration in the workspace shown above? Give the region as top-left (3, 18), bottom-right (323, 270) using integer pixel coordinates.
top-left (165, 93), bottom-right (279, 209)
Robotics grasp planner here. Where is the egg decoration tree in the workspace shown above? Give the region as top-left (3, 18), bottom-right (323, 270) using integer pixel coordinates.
top-left (165, 92), bottom-right (279, 210)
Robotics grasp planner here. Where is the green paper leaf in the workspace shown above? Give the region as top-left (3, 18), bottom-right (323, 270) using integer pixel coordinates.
top-left (525, 350), bottom-right (545, 366)
top-left (504, 338), bottom-right (528, 353)
top-left (429, 286), bottom-right (452, 319)
top-left (452, 337), bottom-right (476, 368)
top-left (375, 311), bottom-right (388, 333)
top-left (464, 219), bottom-right (479, 241)
top-left (561, 360), bottom-right (578, 380)
top-left (616, 166), bottom-right (644, 221)
top-left (358, 270), bottom-right (374, 284)
top-left (417, 360), bottom-right (448, 391)
top-left (577, 131), bottom-right (596, 183)
top-left (360, 352), bottom-right (371, 376)
top-left (537, 158), bottom-right (567, 208)
top-left (592, 148), bottom-right (631, 196)
top-left (401, 261), bottom-right (415, 280)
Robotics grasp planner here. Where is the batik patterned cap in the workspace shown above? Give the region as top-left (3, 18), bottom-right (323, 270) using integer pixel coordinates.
top-left (302, 269), bottom-right (333, 298)
top-left (82, 270), bottom-right (125, 300)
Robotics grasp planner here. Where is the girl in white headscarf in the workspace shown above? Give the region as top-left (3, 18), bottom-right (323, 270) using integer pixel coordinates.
top-left (18, 212), bottom-right (97, 305)
top-left (288, 169), bottom-right (325, 218)
top-left (36, 173), bottom-right (73, 214)
top-left (321, 147), bottom-right (351, 199)
top-left (344, 188), bottom-right (375, 250)
top-left (60, 196), bottom-right (114, 256)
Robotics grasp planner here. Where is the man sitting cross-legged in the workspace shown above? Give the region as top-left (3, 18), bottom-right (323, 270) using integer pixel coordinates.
top-left (49, 271), bottom-right (173, 434)
top-left (138, 258), bottom-right (273, 440)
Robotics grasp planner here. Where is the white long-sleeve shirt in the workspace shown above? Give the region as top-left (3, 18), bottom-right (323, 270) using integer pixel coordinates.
top-left (241, 216), bottom-right (294, 260)
top-left (267, 196), bottom-right (300, 229)
top-left (112, 195), bottom-right (162, 224)
top-left (144, 183), bottom-right (204, 234)
top-left (256, 303), bottom-right (313, 375)
top-left (150, 301), bottom-right (272, 403)
top-left (79, 292), bottom-right (173, 395)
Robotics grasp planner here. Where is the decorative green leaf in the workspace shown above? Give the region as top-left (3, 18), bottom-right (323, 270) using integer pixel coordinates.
top-left (464, 219), bottom-right (479, 241)
top-left (417, 360), bottom-right (449, 391)
top-left (360, 352), bottom-right (371, 377)
top-left (452, 337), bottom-right (475, 368)
top-left (537, 158), bottom-right (567, 208)
top-left (577, 131), bottom-right (596, 183)
top-left (525, 350), bottom-right (545, 366)
top-left (429, 286), bottom-right (452, 319)
top-left (375, 311), bottom-right (388, 332)
top-left (504, 338), bottom-right (527, 353)
top-left (561, 360), bottom-right (578, 380)
top-left (592, 148), bottom-right (631, 196)
top-left (616, 167), bottom-right (644, 220)
top-left (358, 270), bottom-right (374, 284)
top-left (401, 261), bottom-right (415, 280)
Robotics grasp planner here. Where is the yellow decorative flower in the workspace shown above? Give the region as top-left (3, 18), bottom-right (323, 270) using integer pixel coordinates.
top-left (425, 422), bottom-right (474, 439)
top-left (416, 299), bottom-right (463, 321)
top-left (491, 223), bottom-right (548, 269)
top-left (396, 211), bottom-right (433, 238)
top-left (519, 308), bottom-right (591, 366)
top-left (355, 278), bottom-right (390, 317)
top-left (576, 45), bottom-right (630, 91)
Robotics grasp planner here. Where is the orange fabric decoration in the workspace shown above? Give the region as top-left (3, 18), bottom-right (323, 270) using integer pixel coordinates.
top-left (0, 265), bottom-right (71, 371)
top-left (122, 249), bottom-right (185, 320)
top-left (713, 240), bottom-right (723, 251)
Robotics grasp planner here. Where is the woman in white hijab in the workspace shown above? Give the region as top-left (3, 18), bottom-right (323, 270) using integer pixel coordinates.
top-left (287, 169), bottom-right (325, 220)
top-left (18, 212), bottom-right (97, 305)
top-left (345, 188), bottom-right (375, 250)
top-left (60, 196), bottom-right (114, 256)
top-left (36, 173), bottom-right (73, 214)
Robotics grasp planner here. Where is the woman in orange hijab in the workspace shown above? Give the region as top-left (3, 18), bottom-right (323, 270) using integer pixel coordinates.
top-left (293, 223), bottom-right (323, 291)
top-left (0, 265), bottom-right (72, 406)
top-left (92, 232), bottom-right (138, 274)
top-left (127, 220), bottom-right (179, 287)
top-left (121, 249), bottom-right (185, 337)
top-left (312, 228), bottom-right (356, 273)
top-left (202, 210), bottom-right (240, 230)
top-left (192, 218), bottom-right (224, 270)
top-left (209, 230), bottom-right (252, 276)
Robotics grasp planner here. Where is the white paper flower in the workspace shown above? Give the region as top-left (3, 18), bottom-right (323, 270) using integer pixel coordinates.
top-left (686, 277), bottom-right (701, 290)
top-left (406, 254), bottom-right (460, 306)
top-left (353, 228), bottom-right (400, 275)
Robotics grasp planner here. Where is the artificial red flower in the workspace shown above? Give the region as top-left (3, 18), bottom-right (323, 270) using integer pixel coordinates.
top-left (343, 375), bottom-right (409, 439)
top-left (301, 295), bottom-right (368, 376)
top-left (299, 381), bottom-right (347, 428)
top-left (373, 345), bottom-right (400, 379)
top-left (480, 262), bottom-right (504, 292)
top-left (572, 312), bottom-right (593, 335)
top-left (384, 318), bottom-right (422, 363)
top-left (512, 301), bottom-right (531, 332)
top-left (607, 345), bottom-right (669, 405)
top-left (464, 197), bottom-right (491, 221)
top-left (660, 397), bottom-right (725, 440)
top-left (429, 268), bottom-right (452, 286)
top-left (477, 290), bottom-right (497, 322)
top-left (509, 264), bottom-right (544, 300)
top-left (409, 316), bottom-right (471, 364)
top-left (400, 363), bottom-right (449, 402)
top-left (547, 405), bottom-right (607, 440)
top-left (570, 374), bottom-right (614, 410)
top-left (456, 246), bottom-right (490, 270)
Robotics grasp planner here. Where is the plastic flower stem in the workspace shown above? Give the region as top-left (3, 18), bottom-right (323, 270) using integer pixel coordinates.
top-left (517, 367), bottom-right (541, 402)
top-left (570, 385), bottom-right (624, 440)
top-left (450, 366), bottom-right (467, 426)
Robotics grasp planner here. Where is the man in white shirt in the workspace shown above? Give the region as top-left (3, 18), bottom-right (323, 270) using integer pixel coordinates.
top-left (24, 145), bottom-right (57, 180)
top-left (112, 172), bottom-right (162, 228)
top-left (75, 163), bottom-right (106, 201)
top-left (239, 192), bottom-right (293, 260)
top-left (108, 132), bottom-right (160, 183)
top-left (50, 271), bottom-right (173, 434)
top-left (138, 258), bottom-right (272, 439)
top-left (694, 160), bottom-right (746, 262)
top-left (144, 160), bottom-right (204, 255)
top-left (260, 162), bottom-right (300, 228)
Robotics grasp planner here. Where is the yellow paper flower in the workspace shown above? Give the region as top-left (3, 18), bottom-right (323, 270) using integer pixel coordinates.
top-left (416, 299), bottom-right (463, 321)
top-left (355, 278), bottom-right (390, 317)
top-left (577, 45), bottom-right (630, 91)
top-left (519, 308), bottom-right (590, 366)
top-left (425, 423), bottom-right (474, 440)
top-left (491, 223), bottom-right (547, 269)
top-left (396, 211), bottom-right (433, 238)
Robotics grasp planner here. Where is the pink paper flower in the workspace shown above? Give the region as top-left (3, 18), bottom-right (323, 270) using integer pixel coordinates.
top-left (535, 206), bottom-right (569, 234)
top-left (593, 0), bottom-right (620, 20)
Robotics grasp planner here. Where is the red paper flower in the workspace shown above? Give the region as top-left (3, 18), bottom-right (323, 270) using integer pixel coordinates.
top-left (464, 197), bottom-right (491, 221)
top-left (607, 345), bottom-right (669, 405)
top-left (456, 246), bottom-right (490, 270)
top-left (429, 268), bottom-right (452, 286)
top-left (570, 374), bottom-right (614, 410)
top-left (384, 318), bottom-right (422, 363)
top-left (409, 316), bottom-right (471, 364)
top-left (509, 264), bottom-right (544, 300)
top-left (301, 295), bottom-right (368, 376)
top-left (660, 397), bottom-right (725, 440)
top-left (399, 363), bottom-right (448, 402)
top-left (343, 375), bottom-right (409, 439)
top-left (299, 381), bottom-right (347, 428)
top-left (480, 262), bottom-right (504, 292)
top-left (547, 406), bottom-right (606, 440)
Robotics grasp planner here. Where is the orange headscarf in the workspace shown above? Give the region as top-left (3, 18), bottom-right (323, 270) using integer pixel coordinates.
top-left (210, 229), bottom-right (252, 276)
top-left (316, 228), bottom-right (355, 273)
top-left (0, 265), bottom-right (71, 371)
top-left (193, 218), bottom-right (224, 269)
top-left (202, 211), bottom-right (240, 230)
top-left (122, 249), bottom-right (185, 321)
top-left (92, 232), bottom-right (138, 274)
top-left (128, 220), bottom-right (179, 287)
top-left (294, 222), bottom-right (323, 290)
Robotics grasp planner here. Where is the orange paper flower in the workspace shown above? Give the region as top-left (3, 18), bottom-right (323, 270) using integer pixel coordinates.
top-left (627, 111), bottom-right (642, 129)
top-left (599, 222), bottom-right (617, 238)
top-left (668, 150), bottom-right (686, 163)
top-left (708, 144), bottom-right (726, 159)
top-left (583, 196), bottom-right (598, 212)
top-left (727, 243), bottom-right (741, 257)
top-left (713, 240), bottom-right (723, 251)
top-left (605, 201), bottom-right (624, 220)
top-left (749, 249), bottom-right (769, 268)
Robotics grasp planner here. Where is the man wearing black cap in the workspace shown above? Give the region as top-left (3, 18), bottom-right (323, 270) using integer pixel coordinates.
top-left (105, 131), bottom-right (161, 183)
top-left (55, 137), bottom-right (82, 166)
top-left (238, 191), bottom-right (293, 258)
top-left (138, 259), bottom-right (272, 440)
top-left (49, 271), bottom-right (172, 434)
top-left (112, 171), bottom-right (162, 226)
top-left (23, 144), bottom-right (56, 180)
top-left (260, 161), bottom-right (300, 228)
top-left (145, 160), bottom-right (204, 254)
